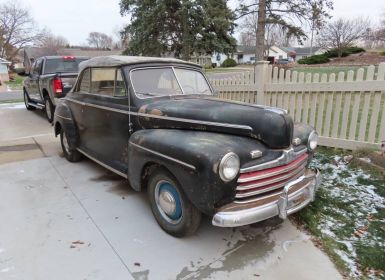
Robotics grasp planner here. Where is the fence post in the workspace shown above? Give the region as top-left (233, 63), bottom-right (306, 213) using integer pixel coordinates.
top-left (254, 61), bottom-right (269, 105)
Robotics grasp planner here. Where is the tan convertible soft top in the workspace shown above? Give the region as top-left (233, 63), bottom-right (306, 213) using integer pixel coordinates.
top-left (79, 55), bottom-right (199, 70)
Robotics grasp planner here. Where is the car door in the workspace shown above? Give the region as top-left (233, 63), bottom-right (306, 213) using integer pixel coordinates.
top-left (28, 58), bottom-right (43, 102)
top-left (80, 67), bottom-right (130, 175)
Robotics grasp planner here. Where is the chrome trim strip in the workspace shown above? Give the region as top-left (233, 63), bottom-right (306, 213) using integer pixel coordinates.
top-left (136, 112), bottom-right (253, 131)
top-left (236, 163), bottom-right (307, 191)
top-left (238, 155), bottom-right (308, 183)
top-left (54, 113), bottom-right (72, 121)
top-left (65, 97), bottom-right (85, 106)
top-left (240, 147), bottom-right (307, 173)
top-left (76, 148), bottom-right (128, 179)
top-left (129, 142), bottom-right (196, 171)
top-left (235, 167), bottom-right (305, 197)
top-left (65, 97), bottom-right (252, 131)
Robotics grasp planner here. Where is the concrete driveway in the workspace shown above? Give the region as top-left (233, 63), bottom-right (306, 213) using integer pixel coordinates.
top-left (0, 103), bottom-right (342, 280)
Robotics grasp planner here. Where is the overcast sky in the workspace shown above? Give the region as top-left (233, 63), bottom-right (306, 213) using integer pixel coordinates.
top-left (2, 0), bottom-right (384, 46)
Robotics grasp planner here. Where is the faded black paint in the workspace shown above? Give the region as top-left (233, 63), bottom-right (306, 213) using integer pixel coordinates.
top-left (54, 60), bottom-right (316, 216)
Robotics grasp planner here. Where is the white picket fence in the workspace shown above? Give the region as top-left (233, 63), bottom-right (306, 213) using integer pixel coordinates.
top-left (209, 62), bottom-right (385, 150)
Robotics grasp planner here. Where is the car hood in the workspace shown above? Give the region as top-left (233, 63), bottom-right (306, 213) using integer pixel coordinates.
top-left (137, 97), bottom-right (293, 149)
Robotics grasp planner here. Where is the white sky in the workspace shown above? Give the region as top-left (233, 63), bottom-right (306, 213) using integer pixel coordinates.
top-left (1, 0), bottom-right (384, 46)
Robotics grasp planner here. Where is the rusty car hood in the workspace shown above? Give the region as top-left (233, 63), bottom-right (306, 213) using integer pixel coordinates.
top-left (137, 97), bottom-right (293, 149)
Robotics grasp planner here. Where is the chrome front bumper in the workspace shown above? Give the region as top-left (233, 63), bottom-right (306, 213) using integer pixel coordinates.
top-left (212, 169), bottom-right (321, 227)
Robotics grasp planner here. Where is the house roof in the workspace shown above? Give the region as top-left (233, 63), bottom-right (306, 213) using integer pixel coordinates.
top-left (235, 45), bottom-right (289, 55)
top-left (79, 55), bottom-right (199, 70)
top-left (22, 47), bottom-right (124, 61)
top-left (0, 58), bottom-right (11, 64)
top-left (293, 47), bottom-right (323, 55)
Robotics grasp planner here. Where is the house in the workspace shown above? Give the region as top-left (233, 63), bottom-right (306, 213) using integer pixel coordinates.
top-left (211, 45), bottom-right (291, 66)
top-left (287, 47), bottom-right (325, 61)
top-left (0, 58), bottom-right (11, 84)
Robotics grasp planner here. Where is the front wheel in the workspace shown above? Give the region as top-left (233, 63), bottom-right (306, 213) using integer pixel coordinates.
top-left (44, 95), bottom-right (54, 123)
top-left (147, 169), bottom-right (201, 237)
top-left (60, 130), bottom-right (82, 162)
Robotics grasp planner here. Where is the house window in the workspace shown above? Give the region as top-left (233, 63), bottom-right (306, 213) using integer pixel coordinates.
top-left (250, 57), bottom-right (255, 61)
top-left (216, 54), bottom-right (221, 61)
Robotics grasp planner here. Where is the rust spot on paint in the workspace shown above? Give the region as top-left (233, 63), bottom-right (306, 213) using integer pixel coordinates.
top-left (150, 109), bottom-right (163, 116)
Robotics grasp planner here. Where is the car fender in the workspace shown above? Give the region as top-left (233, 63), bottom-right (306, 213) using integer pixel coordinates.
top-left (53, 101), bottom-right (79, 146)
top-left (127, 129), bottom-right (273, 215)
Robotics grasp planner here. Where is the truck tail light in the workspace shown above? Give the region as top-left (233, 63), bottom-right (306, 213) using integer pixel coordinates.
top-left (63, 56), bottom-right (75, 60)
top-left (53, 77), bottom-right (63, 94)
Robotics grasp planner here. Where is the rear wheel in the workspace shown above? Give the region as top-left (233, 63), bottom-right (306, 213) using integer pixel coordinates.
top-left (147, 168), bottom-right (201, 237)
top-left (60, 130), bottom-right (82, 162)
top-left (23, 89), bottom-right (35, 111)
top-left (44, 95), bottom-right (54, 123)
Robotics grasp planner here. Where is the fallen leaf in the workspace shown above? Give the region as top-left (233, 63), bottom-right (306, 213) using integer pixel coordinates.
top-left (134, 262), bottom-right (140, 267)
top-left (72, 240), bottom-right (85, 245)
top-left (70, 245), bottom-right (76, 249)
top-left (253, 274), bottom-right (260, 277)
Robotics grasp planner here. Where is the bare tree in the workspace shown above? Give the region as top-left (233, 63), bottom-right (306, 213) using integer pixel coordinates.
top-left (236, 0), bottom-right (333, 60)
top-left (38, 31), bottom-right (69, 52)
top-left (86, 32), bottom-right (113, 49)
top-left (0, 1), bottom-right (45, 62)
top-left (240, 12), bottom-right (294, 56)
top-left (318, 18), bottom-right (370, 57)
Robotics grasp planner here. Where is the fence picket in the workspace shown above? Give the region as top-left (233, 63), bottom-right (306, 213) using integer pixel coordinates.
top-left (309, 73), bottom-right (319, 127)
top-left (302, 72), bottom-right (311, 123)
top-left (324, 74), bottom-right (335, 137)
top-left (368, 93), bottom-right (381, 142)
top-left (349, 68), bottom-right (364, 140)
top-left (331, 72), bottom-right (344, 138)
top-left (340, 71), bottom-right (354, 139)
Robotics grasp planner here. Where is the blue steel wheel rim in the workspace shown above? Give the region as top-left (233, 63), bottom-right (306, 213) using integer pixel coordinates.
top-left (154, 180), bottom-right (182, 224)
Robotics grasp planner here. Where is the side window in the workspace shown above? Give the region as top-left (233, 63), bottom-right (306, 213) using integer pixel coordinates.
top-left (90, 68), bottom-right (127, 97)
top-left (79, 68), bottom-right (91, 92)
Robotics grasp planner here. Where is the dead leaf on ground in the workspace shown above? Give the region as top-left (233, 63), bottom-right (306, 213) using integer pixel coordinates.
top-left (72, 240), bottom-right (85, 245)
top-left (134, 262), bottom-right (141, 267)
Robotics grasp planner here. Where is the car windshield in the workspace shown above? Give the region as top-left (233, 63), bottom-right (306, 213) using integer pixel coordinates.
top-left (129, 67), bottom-right (212, 98)
top-left (44, 57), bottom-right (88, 74)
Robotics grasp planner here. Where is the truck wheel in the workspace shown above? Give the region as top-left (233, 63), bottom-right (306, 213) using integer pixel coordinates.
top-left (147, 169), bottom-right (201, 237)
top-left (44, 95), bottom-right (54, 123)
top-left (23, 90), bottom-right (35, 111)
top-left (60, 130), bottom-right (82, 162)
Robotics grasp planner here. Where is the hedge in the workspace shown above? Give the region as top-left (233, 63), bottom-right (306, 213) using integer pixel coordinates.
top-left (221, 58), bottom-right (237, 67)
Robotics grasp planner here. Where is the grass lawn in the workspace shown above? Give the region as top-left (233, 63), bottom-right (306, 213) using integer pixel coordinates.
top-left (292, 148), bottom-right (385, 279)
top-left (5, 75), bottom-right (24, 90)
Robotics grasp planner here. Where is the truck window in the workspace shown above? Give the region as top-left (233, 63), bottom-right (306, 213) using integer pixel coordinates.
top-left (33, 59), bottom-right (43, 75)
top-left (44, 57), bottom-right (87, 74)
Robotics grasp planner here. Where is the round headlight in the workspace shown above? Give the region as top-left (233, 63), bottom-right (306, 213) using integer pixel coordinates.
top-left (308, 131), bottom-right (319, 151)
top-left (219, 152), bottom-right (240, 182)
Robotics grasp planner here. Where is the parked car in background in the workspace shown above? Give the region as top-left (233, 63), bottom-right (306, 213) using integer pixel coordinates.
top-left (19, 56), bottom-right (89, 122)
top-left (54, 55), bottom-right (321, 237)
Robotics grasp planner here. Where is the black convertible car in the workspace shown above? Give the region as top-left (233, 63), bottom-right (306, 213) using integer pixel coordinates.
top-left (54, 56), bottom-right (321, 237)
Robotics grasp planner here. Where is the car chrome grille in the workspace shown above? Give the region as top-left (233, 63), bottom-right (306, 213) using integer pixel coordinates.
top-left (235, 153), bottom-right (309, 203)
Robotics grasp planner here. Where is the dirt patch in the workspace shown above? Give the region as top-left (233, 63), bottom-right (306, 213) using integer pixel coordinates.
top-left (107, 181), bottom-right (135, 196)
top-left (368, 152), bottom-right (385, 169)
top-left (90, 172), bottom-right (122, 182)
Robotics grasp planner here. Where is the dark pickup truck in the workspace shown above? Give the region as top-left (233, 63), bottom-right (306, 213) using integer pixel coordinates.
top-left (21, 56), bottom-right (89, 122)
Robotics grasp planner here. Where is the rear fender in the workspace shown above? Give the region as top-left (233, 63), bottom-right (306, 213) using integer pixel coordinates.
top-left (54, 101), bottom-right (79, 146)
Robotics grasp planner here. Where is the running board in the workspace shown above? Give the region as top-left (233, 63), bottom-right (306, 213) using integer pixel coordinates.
top-left (28, 102), bottom-right (45, 109)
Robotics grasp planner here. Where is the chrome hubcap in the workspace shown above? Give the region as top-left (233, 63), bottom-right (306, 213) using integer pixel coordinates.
top-left (159, 190), bottom-right (176, 216)
top-left (155, 180), bottom-right (182, 224)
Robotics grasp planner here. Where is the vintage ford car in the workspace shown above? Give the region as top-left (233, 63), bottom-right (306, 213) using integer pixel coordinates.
top-left (54, 56), bottom-right (321, 237)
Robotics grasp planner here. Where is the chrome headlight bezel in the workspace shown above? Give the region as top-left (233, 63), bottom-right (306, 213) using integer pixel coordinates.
top-left (308, 130), bottom-right (319, 151)
top-left (219, 152), bottom-right (240, 182)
